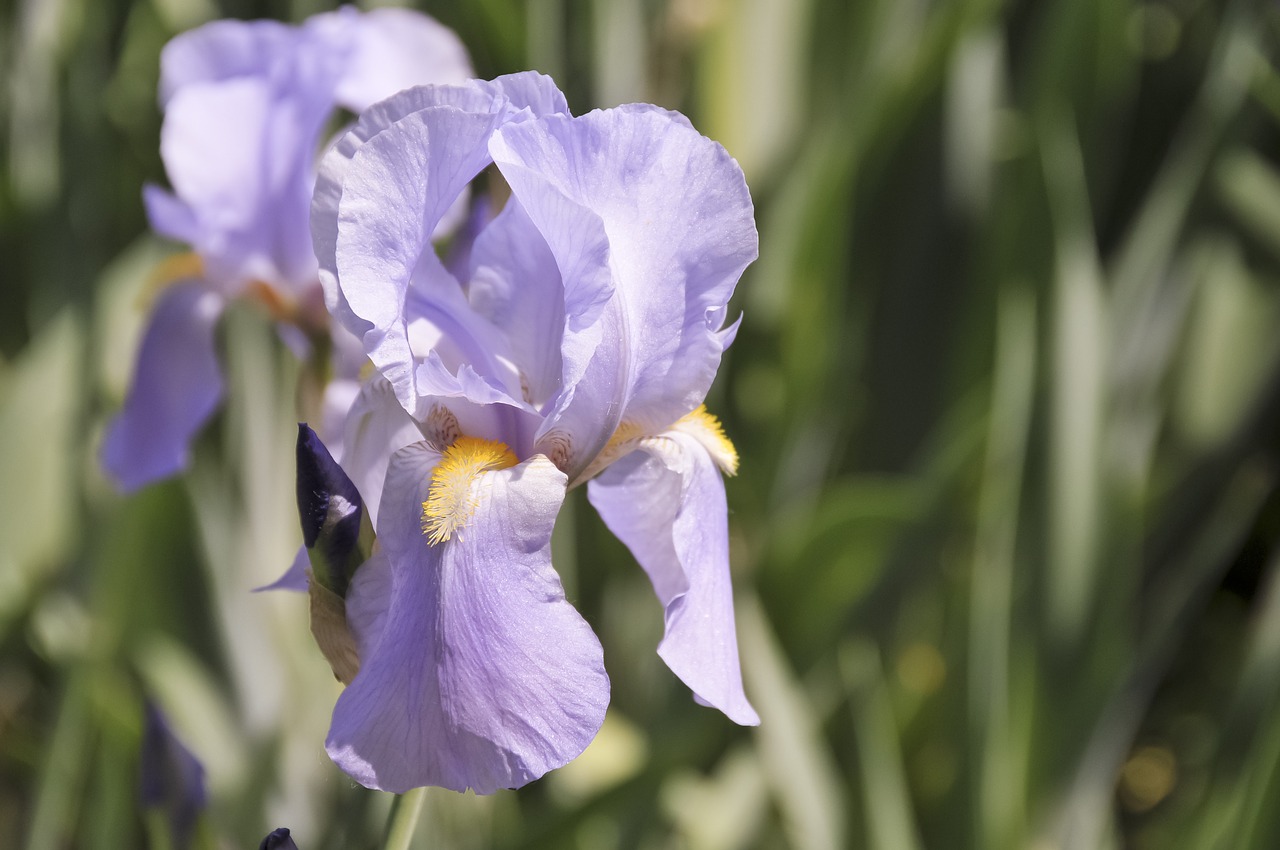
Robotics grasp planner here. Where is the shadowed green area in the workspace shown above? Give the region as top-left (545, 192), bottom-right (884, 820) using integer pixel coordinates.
top-left (3, 0), bottom-right (1280, 848)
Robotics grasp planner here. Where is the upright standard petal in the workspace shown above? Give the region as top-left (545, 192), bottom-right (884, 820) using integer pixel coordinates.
top-left (323, 7), bottom-right (474, 112)
top-left (587, 426), bottom-right (758, 725)
top-left (156, 18), bottom-right (297, 104)
top-left (337, 375), bottom-right (423, 528)
top-left (326, 444), bottom-right (608, 793)
top-left (157, 31), bottom-right (342, 290)
top-left (157, 10), bottom-right (478, 293)
top-left (328, 101), bottom-right (518, 415)
top-left (490, 108), bottom-right (757, 480)
top-left (467, 197), bottom-right (566, 407)
top-left (313, 75), bottom-right (570, 405)
top-left (471, 72), bottom-right (571, 119)
top-left (102, 282), bottom-right (225, 492)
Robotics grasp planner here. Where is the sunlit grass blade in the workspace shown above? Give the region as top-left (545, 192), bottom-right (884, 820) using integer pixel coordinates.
top-left (1178, 549), bottom-right (1280, 849)
top-left (661, 745), bottom-right (768, 850)
top-left (1173, 236), bottom-right (1279, 448)
top-left (738, 595), bottom-right (846, 850)
top-left (1216, 149), bottom-right (1280, 257)
top-left (945, 26), bottom-right (1003, 217)
top-left (1110, 13), bottom-right (1259, 321)
top-left (1044, 462), bottom-right (1274, 850)
top-left (969, 285), bottom-right (1036, 850)
top-left (590, 0), bottom-right (644, 107)
top-left (841, 640), bottom-right (923, 850)
top-left (0, 311), bottom-right (82, 642)
top-left (1040, 108), bottom-right (1106, 649)
top-left (24, 671), bottom-right (91, 850)
top-left (697, 0), bottom-right (813, 183)
top-left (84, 672), bottom-right (143, 850)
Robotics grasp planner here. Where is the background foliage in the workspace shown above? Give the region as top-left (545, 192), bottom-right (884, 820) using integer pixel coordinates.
top-left (4, 0), bottom-right (1280, 847)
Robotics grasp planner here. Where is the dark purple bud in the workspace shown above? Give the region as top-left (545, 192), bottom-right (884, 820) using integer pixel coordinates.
top-left (259, 827), bottom-right (300, 850)
top-left (296, 423), bottom-right (365, 596)
top-left (140, 700), bottom-right (207, 850)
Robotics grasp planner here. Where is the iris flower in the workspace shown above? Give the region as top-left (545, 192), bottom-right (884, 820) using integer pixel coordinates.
top-left (140, 700), bottom-right (207, 850)
top-left (310, 73), bottom-right (759, 794)
top-left (102, 7), bottom-right (472, 490)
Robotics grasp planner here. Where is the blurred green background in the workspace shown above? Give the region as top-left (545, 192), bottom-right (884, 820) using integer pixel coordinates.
top-left (4, 0), bottom-right (1280, 847)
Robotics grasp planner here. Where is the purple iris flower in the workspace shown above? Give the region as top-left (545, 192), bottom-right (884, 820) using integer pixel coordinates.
top-left (312, 73), bottom-right (760, 794)
top-left (101, 7), bottom-right (473, 491)
top-left (140, 700), bottom-right (207, 850)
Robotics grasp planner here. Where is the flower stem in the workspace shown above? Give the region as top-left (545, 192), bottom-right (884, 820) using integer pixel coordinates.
top-left (382, 787), bottom-right (428, 850)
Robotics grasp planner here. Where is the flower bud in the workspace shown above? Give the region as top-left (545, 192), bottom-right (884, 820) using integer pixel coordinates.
top-left (260, 828), bottom-right (300, 850)
top-left (296, 423), bottom-right (366, 597)
top-left (140, 700), bottom-right (206, 850)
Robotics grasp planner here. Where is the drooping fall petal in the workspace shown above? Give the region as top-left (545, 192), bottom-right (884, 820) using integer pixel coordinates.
top-left (588, 429), bottom-right (758, 725)
top-left (326, 445), bottom-right (608, 793)
top-left (102, 282), bottom-right (225, 491)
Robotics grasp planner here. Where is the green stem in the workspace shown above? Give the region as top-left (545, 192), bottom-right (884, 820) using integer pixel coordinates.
top-left (382, 787), bottom-right (428, 850)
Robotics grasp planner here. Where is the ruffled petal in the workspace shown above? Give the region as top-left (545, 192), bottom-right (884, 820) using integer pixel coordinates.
top-left (102, 282), bottom-right (225, 492)
top-left (337, 376), bottom-right (424, 527)
top-left (467, 196), bottom-right (566, 408)
top-left (313, 74), bottom-right (571, 414)
top-left (159, 77), bottom-right (279, 286)
top-left (314, 79), bottom-right (530, 335)
top-left (318, 376), bottom-right (361, 456)
top-left (326, 445), bottom-right (607, 793)
top-left (323, 7), bottom-right (474, 113)
top-left (156, 18), bottom-right (297, 104)
top-left (327, 99), bottom-right (517, 414)
top-left (160, 11), bottom-right (477, 293)
top-left (490, 108), bottom-right (757, 479)
top-left (470, 72), bottom-right (570, 118)
top-left (337, 374), bottom-right (541, 545)
top-left (344, 551), bottom-right (392, 659)
top-left (404, 255), bottom-right (520, 401)
top-left (587, 432), bottom-right (758, 725)
top-left (158, 26), bottom-right (343, 290)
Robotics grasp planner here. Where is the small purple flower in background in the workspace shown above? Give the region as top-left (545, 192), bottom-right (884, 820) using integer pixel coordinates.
top-left (102, 7), bottom-right (473, 491)
top-left (140, 700), bottom-right (207, 850)
top-left (307, 72), bottom-right (759, 794)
